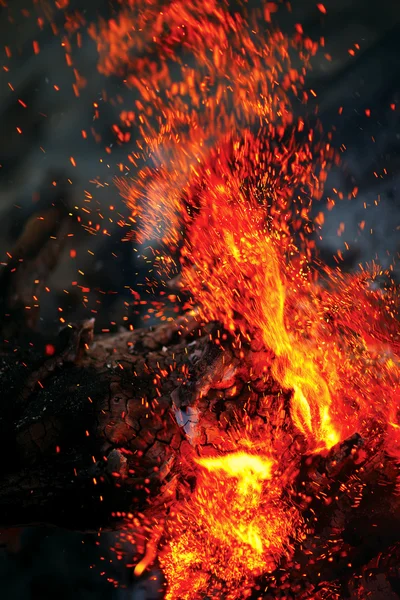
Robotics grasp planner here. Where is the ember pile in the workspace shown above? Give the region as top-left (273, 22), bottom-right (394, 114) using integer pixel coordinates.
top-left (1, 1), bottom-right (400, 599)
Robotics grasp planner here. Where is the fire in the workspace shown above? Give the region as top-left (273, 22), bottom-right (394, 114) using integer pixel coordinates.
top-left (85, 0), bottom-right (400, 597)
top-left (197, 453), bottom-right (273, 494)
top-left (160, 452), bottom-right (299, 599)
top-left (181, 179), bottom-right (339, 451)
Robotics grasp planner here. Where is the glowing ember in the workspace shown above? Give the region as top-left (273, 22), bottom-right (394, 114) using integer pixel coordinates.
top-left (160, 452), bottom-right (300, 599)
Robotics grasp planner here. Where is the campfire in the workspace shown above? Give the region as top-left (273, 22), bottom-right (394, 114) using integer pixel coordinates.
top-left (0, 1), bottom-right (399, 599)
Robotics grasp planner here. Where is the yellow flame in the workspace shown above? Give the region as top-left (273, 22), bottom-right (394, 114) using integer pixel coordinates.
top-left (196, 452), bottom-right (273, 497)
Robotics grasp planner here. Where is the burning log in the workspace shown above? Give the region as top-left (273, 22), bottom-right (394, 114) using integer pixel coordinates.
top-left (0, 312), bottom-right (287, 530)
top-left (1, 166), bottom-right (399, 600)
top-left (0, 211), bottom-right (399, 596)
top-left (0, 312), bottom-right (399, 598)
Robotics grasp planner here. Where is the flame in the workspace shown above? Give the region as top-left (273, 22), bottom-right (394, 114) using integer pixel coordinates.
top-left (196, 452), bottom-right (273, 498)
top-left (181, 180), bottom-right (339, 450)
top-left (87, 0), bottom-right (400, 597)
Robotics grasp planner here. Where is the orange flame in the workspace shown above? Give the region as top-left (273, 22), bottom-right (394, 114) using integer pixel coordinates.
top-left (88, 1), bottom-right (400, 597)
top-left (181, 179), bottom-right (339, 450)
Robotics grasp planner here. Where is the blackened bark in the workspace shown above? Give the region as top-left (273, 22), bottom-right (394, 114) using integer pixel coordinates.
top-left (0, 316), bottom-right (201, 530)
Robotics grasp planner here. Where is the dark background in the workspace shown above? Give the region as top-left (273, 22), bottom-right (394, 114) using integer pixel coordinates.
top-left (0, 0), bottom-right (399, 597)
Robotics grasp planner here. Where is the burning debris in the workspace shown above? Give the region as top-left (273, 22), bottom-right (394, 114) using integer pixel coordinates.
top-left (0, 1), bottom-right (400, 599)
